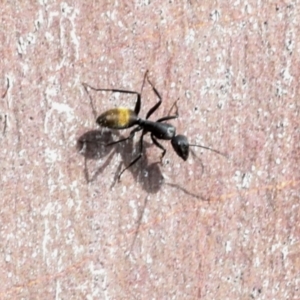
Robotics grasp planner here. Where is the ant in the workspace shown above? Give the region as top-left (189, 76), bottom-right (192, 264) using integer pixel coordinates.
top-left (82, 71), bottom-right (226, 180)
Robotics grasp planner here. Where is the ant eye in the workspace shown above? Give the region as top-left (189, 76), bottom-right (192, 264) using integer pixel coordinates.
top-left (171, 135), bottom-right (189, 161)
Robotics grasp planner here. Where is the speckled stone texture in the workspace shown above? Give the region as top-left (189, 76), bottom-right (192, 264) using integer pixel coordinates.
top-left (0, 1), bottom-right (299, 299)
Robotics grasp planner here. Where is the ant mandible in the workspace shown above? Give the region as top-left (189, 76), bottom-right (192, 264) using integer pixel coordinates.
top-left (82, 71), bottom-right (226, 180)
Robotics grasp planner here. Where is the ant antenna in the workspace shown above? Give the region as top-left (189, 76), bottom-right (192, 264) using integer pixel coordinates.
top-left (189, 142), bottom-right (227, 158)
top-left (168, 101), bottom-right (227, 160)
top-left (171, 134), bottom-right (227, 161)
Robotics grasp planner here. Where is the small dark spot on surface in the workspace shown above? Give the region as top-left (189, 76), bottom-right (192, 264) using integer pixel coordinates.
top-left (29, 116), bottom-right (33, 120)
top-left (2, 77), bottom-right (9, 98)
top-left (250, 286), bottom-right (262, 298)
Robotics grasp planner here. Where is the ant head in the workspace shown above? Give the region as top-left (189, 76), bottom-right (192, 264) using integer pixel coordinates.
top-left (171, 134), bottom-right (189, 161)
top-left (172, 134), bottom-right (227, 161)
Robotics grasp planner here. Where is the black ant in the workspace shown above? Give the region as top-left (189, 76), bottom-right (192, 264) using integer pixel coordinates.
top-left (82, 71), bottom-right (226, 180)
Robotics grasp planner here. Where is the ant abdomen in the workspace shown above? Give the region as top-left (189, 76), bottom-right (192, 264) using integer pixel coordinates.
top-left (96, 108), bottom-right (138, 129)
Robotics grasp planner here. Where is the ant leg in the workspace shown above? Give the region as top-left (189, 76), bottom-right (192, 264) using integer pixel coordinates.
top-left (82, 82), bottom-right (98, 118)
top-left (151, 134), bottom-right (167, 162)
top-left (118, 131), bottom-right (146, 180)
top-left (156, 115), bottom-right (177, 123)
top-left (133, 71), bottom-right (148, 115)
top-left (106, 126), bottom-right (142, 146)
top-left (167, 99), bottom-right (179, 116)
top-left (145, 75), bottom-right (163, 119)
top-left (82, 82), bottom-right (140, 96)
top-left (140, 70), bottom-right (149, 94)
top-left (155, 100), bottom-right (179, 122)
top-left (145, 83), bottom-right (179, 120)
top-left (82, 82), bottom-right (142, 115)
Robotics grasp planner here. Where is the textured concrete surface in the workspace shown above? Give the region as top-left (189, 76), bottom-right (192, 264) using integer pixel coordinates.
top-left (1, 1), bottom-right (299, 299)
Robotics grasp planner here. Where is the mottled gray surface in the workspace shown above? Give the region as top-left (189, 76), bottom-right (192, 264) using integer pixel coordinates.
top-left (1, 1), bottom-right (299, 299)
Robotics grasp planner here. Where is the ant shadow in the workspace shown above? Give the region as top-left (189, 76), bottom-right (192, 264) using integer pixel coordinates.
top-left (77, 129), bottom-right (213, 255)
top-left (77, 129), bottom-right (210, 202)
top-left (79, 71), bottom-right (217, 198)
top-left (77, 70), bottom-right (221, 254)
top-left (77, 129), bottom-right (164, 194)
